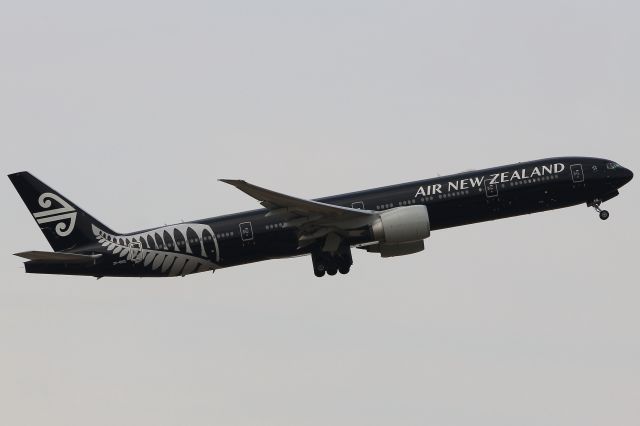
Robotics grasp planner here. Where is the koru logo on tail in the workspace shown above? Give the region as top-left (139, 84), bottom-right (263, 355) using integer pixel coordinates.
top-left (33, 193), bottom-right (77, 237)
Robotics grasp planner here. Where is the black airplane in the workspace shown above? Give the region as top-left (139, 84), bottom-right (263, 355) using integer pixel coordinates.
top-left (9, 156), bottom-right (633, 278)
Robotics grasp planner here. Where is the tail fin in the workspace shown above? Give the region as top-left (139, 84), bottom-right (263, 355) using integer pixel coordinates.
top-left (8, 172), bottom-right (117, 252)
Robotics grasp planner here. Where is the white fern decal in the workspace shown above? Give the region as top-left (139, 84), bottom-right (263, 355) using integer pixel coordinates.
top-left (92, 223), bottom-right (220, 277)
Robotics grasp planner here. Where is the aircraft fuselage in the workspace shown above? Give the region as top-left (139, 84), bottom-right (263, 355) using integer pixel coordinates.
top-left (10, 156), bottom-right (633, 278)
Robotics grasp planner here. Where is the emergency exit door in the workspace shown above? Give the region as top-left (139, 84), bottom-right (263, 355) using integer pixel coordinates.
top-left (570, 164), bottom-right (584, 183)
top-left (239, 222), bottom-right (254, 241)
top-left (484, 179), bottom-right (499, 198)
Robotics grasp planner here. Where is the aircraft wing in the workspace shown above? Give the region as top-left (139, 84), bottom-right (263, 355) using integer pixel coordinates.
top-left (220, 179), bottom-right (376, 250)
top-left (14, 251), bottom-right (102, 264)
top-left (219, 179), bottom-right (373, 218)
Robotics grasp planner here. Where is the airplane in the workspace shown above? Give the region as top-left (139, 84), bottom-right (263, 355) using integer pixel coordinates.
top-left (8, 156), bottom-right (633, 278)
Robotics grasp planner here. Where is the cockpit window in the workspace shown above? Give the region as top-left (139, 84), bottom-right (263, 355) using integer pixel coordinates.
top-left (606, 162), bottom-right (622, 170)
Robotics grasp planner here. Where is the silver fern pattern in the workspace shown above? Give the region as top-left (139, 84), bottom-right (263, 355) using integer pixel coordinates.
top-left (92, 223), bottom-right (220, 276)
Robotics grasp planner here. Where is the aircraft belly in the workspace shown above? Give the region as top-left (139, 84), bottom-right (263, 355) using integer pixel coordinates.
top-left (169, 257), bottom-right (187, 276)
top-left (152, 254), bottom-right (166, 270)
top-left (181, 260), bottom-right (199, 276)
top-left (161, 255), bottom-right (175, 273)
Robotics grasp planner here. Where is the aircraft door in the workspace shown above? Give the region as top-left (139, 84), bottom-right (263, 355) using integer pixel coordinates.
top-left (239, 222), bottom-right (254, 241)
top-left (570, 164), bottom-right (584, 183)
top-left (484, 179), bottom-right (499, 198)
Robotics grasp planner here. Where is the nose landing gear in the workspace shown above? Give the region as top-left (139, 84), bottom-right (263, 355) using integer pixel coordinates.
top-left (589, 199), bottom-right (610, 220)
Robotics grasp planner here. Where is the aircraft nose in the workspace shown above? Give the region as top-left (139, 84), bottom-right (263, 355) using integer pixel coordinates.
top-left (623, 167), bottom-right (633, 184)
top-left (617, 167), bottom-right (633, 187)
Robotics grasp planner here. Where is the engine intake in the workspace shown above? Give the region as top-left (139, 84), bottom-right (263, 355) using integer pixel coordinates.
top-left (369, 205), bottom-right (430, 257)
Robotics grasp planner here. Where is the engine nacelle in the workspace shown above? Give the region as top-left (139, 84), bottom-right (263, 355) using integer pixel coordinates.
top-left (369, 205), bottom-right (430, 257)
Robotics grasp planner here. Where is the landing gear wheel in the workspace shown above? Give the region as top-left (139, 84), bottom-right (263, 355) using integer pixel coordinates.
top-left (311, 246), bottom-right (353, 277)
top-left (338, 265), bottom-right (351, 275)
top-left (590, 198), bottom-right (610, 221)
top-left (314, 260), bottom-right (326, 278)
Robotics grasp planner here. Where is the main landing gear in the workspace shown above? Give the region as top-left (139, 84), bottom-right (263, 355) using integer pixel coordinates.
top-left (312, 247), bottom-right (353, 277)
top-left (589, 199), bottom-right (610, 220)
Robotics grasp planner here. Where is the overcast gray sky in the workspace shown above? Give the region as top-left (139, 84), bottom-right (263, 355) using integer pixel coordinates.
top-left (1, 1), bottom-right (639, 425)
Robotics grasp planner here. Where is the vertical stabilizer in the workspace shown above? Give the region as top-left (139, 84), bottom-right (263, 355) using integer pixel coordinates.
top-left (8, 172), bottom-right (117, 252)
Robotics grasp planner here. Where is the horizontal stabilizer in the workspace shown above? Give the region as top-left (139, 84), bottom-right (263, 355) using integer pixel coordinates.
top-left (14, 251), bottom-right (102, 264)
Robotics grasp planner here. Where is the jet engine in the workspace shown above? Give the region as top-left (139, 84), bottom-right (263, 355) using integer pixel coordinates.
top-left (368, 205), bottom-right (430, 257)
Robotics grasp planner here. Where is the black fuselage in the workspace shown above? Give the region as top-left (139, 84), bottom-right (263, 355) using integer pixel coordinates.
top-left (201, 156), bottom-right (630, 265)
top-left (17, 156), bottom-right (633, 277)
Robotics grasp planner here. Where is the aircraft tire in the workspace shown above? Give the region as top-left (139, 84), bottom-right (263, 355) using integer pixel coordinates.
top-left (599, 210), bottom-right (610, 220)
